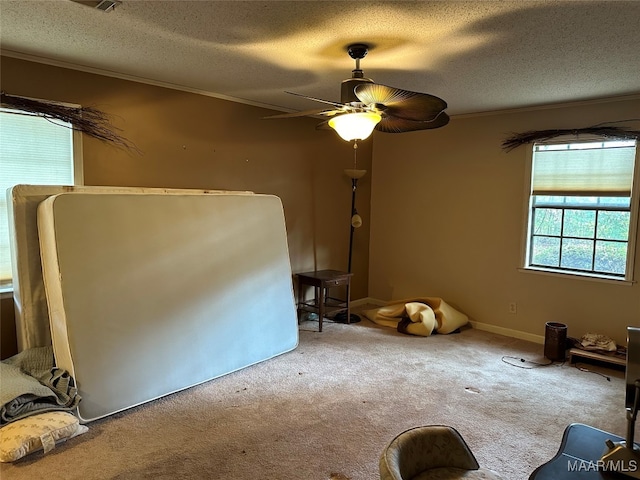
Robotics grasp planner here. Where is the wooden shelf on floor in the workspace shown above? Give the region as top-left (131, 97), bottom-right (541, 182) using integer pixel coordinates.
top-left (568, 347), bottom-right (626, 368)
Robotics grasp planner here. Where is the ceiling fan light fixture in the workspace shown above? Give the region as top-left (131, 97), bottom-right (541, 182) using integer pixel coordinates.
top-left (328, 111), bottom-right (381, 141)
top-left (267, 43), bottom-right (448, 135)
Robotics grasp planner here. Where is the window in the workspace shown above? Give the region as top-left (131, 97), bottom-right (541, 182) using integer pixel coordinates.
top-left (0, 107), bottom-right (82, 291)
top-left (523, 138), bottom-right (639, 282)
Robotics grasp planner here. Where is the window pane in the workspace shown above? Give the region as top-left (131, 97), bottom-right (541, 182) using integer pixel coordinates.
top-left (563, 209), bottom-right (595, 238)
top-left (0, 109), bottom-right (75, 286)
top-left (531, 236), bottom-right (560, 266)
top-left (533, 195), bottom-right (566, 205)
top-left (597, 211), bottom-right (630, 241)
top-left (533, 208), bottom-right (562, 236)
top-left (561, 238), bottom-right (594, 271)
top-left (600, 197), bottom-right (631, 208)
top-left (568, 196), bottom-right (599, 206)
top-left (533, 195), bottom-right (631, 208)
top-left (595, 241), bottom-right (627, 275)
top-left (526, 139), bottom-right (637, 280)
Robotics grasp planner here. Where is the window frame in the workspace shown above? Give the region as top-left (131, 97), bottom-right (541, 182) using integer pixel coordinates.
top-left (0, 105), bottom-right (84, 293)
top-left (520, 135), bottom-right (639, 284)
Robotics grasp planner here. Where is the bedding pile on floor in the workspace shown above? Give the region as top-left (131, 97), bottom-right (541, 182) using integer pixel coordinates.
top-left (0, 345), bottom-right (80, 425)
top-left (364, 297), bottom-right (469, 336)
top-left (0, 346), bottom-right (86, 462)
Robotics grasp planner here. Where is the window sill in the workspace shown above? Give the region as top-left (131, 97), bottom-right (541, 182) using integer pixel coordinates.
top-left (0, 288), bottom-right (14, 300)
top-left (517, 267), bottom-right (635, 286)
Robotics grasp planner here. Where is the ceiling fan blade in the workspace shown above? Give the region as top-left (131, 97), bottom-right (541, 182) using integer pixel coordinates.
top-left (376, 111), bottom-right (450, 133)
top-left (263, 108), bottom-right (340, 119)
top-left (285, 91), bottom-right (345, 109)
top-left (315, 119), bottom-right (333, 131)
top-left (355, 83), bottom-right (447, 122)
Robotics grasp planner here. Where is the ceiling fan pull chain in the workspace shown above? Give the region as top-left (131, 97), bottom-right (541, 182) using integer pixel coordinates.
top-left (353, 141), bottom-right (358, 170)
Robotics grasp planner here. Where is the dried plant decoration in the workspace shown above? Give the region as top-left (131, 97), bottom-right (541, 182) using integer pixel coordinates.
top-left (501, 120), bottom-right (640, 152)
top-left (1, 91), bottom-right (139, 153)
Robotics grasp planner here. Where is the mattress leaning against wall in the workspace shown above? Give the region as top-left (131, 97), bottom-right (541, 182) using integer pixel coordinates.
top-left (37, 192), bottom-right (299, 422)
top-left (7, 184), bottom-right (251, 351)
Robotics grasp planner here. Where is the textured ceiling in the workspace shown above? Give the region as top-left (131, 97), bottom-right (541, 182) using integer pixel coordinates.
top-left (1, 0), bottom-right (639, 116)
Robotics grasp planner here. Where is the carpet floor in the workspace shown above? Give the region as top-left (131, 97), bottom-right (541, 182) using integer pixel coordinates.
top-left (1, 313), bottom-right (628, 479)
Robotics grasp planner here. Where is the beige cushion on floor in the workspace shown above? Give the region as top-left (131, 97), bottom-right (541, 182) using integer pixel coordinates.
top-left (364, 297), bottom-right (468, 336)
top-left (402, 303), bottom-right (437, 336)
top-left (364, 302), bottom-right (437, 337)
top-left (364, 303), bottom-right (411, 328)
top-left (424, 297), bottom-right (469, 334)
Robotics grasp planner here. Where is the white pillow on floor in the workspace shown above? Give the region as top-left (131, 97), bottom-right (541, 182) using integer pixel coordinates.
top-left (0, 411), bottom-right (88, 462)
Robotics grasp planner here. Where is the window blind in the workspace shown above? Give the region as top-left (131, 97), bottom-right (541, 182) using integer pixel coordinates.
top-left (0, 110), bottom-right (75, 286)
top-left (531, 143), bottom-right (636, 196)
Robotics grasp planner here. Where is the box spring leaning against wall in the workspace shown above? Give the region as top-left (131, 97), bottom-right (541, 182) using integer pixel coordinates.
top-left (7, 184), bottom-right (250, 351)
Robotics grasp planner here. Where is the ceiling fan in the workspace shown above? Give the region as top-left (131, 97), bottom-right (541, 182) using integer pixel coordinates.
top-left (265, 43), bottom-right (449, 141)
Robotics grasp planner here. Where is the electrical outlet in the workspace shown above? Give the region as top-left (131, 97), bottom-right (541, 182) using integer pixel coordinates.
top-left (509, 302), bottom-right (517, 314)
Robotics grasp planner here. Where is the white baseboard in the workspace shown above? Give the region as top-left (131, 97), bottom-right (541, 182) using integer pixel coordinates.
top-left (354, 297), bottom-right (545, 344)
top-left (469, 320), bottom-right (545, 344)
top-left (351, 297), bottom-right (386, 308)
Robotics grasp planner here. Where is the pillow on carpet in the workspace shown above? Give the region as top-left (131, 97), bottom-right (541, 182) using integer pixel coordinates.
top-left (365, 298), bottom-right (469, 335)
top-left (364, 302), bottom-right (437, 336)
top-left (0, 411), bottom-right (88, 462)
top-left (401, 302), bottom-right (437, 336)
top-left (426, 297), bottom-right (469, 334)
top-left (363, 304), bottom-right (406, 328)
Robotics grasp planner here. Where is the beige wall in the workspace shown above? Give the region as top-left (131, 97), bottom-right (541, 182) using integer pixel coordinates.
top-left (0, 56), bottom-right (372, 358)
top-left (369, 96), bottom-right (640, 345)
top-left (3, 55), bottom-right (639, 352)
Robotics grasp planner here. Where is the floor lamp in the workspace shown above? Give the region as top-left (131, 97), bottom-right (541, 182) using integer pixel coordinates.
top-left (335, 142), bottom-right (365, 324)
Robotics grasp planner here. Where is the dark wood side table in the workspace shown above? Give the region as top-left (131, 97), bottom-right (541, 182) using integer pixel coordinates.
top-left (296, 269), bottom-right (353, 332)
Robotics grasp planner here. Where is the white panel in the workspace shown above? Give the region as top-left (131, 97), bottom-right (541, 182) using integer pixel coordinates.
top-left (38, 192), bottom-right (298, 422)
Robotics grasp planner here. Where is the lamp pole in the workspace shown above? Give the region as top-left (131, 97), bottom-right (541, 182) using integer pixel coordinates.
top-left (337, 142), bottom-right (366, 324)
top-left (347, 176), bottom-right (358, 273)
